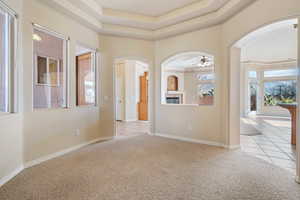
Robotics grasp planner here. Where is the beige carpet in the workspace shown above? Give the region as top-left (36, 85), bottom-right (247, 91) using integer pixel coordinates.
top-left (0, 135), bottom-right (299, 200)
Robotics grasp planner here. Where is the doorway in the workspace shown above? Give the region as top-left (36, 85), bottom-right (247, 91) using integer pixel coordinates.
top-left (234, 19), bottom-right (299, 176)
top-left (114, 59), bottom-right (151, 137)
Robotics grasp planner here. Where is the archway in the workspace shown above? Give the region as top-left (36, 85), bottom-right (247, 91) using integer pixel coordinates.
top-left (161, 51), bottom-right (215, 106)
top-left (229, 18), bottom-right (299, 181)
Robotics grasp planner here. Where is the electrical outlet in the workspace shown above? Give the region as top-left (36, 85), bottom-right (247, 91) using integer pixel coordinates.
top-left (75, 129), bottom-right (80, 136)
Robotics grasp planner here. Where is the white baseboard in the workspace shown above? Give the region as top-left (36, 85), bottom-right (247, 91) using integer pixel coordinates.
top-left (148, 132), bottom-right (155, 136)
top-left (0, 137), bottom-right (113, 188)
top-left (124, 119), bottom-right (138, 122)
top-left (222, 144), bottom-right (241, 150)
top-left (0, 166), bottom-right (24, 187)
top-left (25, 136), bottom-right (113, 168)
top-left (155, 133), bottom-right (224, 147)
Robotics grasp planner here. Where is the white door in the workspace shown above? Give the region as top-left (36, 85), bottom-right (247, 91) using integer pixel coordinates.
top-left (115, 63), bottom-right (125, 121)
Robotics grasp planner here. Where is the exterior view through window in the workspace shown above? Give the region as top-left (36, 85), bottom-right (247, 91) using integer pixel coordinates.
top-left (33, 26), bottom-right (68, 109)
top-left (264, 80), bottom-right (297, 106)
top-left (161, 52), bottom-right (215, 105)
top-left (0, 5), bottom-right (16, 113)
top-left (76, 45), bottom-right (96, 106)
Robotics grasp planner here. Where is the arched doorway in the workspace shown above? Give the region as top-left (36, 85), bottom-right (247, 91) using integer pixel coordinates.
top-left (229, 18), bottom-right (299, 180)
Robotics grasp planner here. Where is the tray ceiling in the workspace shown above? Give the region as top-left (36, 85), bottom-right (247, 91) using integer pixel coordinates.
top-left (41, 0), bottom-right (256, 40)
top-left (95, 0), bottom-right (200, 17)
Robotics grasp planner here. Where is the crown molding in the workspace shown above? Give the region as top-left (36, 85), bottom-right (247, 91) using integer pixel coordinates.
top-left (242, 59), bottom-right (297, 65)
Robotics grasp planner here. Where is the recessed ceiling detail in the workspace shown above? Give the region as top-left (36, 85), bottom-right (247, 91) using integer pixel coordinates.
top-left (40, 0), bottom-right (256, 40)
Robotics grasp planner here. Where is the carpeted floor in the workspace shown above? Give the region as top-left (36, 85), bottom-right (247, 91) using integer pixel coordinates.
top-left (0, 135), bottom-right (299, 200)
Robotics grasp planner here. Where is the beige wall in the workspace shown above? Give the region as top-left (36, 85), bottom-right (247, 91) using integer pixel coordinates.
top-left (22, 0), bottom-right (102, 162)
top-left (0, 114), bottom-right (23, 182)
top-left (98, 35), bottom-right (155, 135)
top-left (154, 26), bottom-right (223, 144)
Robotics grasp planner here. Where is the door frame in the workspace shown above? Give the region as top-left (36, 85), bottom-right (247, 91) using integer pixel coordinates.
top-left (112, 57), bottom-right (153, 137)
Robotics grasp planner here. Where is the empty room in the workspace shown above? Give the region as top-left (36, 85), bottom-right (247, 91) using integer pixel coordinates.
top-left (0, 0), bottom-right (300, 200)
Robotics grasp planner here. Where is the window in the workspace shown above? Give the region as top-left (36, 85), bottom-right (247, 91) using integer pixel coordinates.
top-left (0, 4), bottom-right (16, 113)
top-left (197, 73), bottom-right (215, 81)
top-left (161, 52), bottom-right (215, 105)
top-left (36, 56), bottom-right (60, 86)
top-left (264, 80), bottom-right (296, 106)
top-left (248, 71), bottom-right (257, 78)
top-left (33, 25), bottom-right (68, 109)
top-left (76, 45), bottom-right (97, 106)
top-left (198, 83), bottom-right (215, 105)
top-left (264, 69), bottom-right (297, 78)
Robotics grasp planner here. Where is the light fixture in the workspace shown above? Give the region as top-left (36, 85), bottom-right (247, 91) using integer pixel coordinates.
top-left (32, 33), bottom-right (42, 41)
top-left (197, 56), bottom-right (213, 67)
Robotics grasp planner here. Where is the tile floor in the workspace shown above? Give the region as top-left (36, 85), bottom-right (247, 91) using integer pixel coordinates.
top-left (116, 120), bottom-right (151, 137)
top-left (240, 115), bottom-right (297, 174)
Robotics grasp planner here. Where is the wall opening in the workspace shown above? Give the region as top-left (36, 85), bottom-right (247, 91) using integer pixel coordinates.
top-left (161, 52), bottom-right (215, 106)
top-left (230, 18), bottom-right (299, 177)
top-left (113, 59), bottom-right (151, 137)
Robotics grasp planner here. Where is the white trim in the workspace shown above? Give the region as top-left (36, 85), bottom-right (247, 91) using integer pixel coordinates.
top-left (223, 144), bottom-right (241, 150)
top-left (155, 133), bottom-right (224, 147)
top-left (35, 55), bottom-right (61, 87)
top-left (0, 0), bottom-right (18, 18)
top-left (242, 59), bottom-right (297, 65)
top-left (0, 165), bottom-right (24, 187)
top-left (0, 3), bottom-right (18, 114)
top-left (0, 137), bottom-right (114, 187)
top-left (75, 49), bottom-right (98, 107)
top-left (24, 137), bottom-right (113, 168)
top-left (32, 23), bottom-right (68, 40)
top-left (32, 25), bottom-right (70, 110)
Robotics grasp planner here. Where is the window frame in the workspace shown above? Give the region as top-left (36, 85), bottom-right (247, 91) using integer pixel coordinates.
top-left (197, 70), bottom-right (216, 106)
top-left (244, 63), bottom-right (298, 115)
top-left (0, 1), bottom-right (18, 114)
top-left (32, 23), bottom-right (70, 110)
top-left (35, 54), bottom-right (61, 87)
top-left (75, 43), bottom-right (98, 108)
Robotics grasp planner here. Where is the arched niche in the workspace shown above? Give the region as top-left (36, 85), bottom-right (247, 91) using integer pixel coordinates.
top-left (167, 75), bottom-right (178, 91)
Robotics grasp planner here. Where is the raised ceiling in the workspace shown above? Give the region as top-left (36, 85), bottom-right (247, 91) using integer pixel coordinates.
top-left (241, 19), bottom-right (298, 62)
top-left (95, 0), bottom-right (200, 16)
top-left (41, 0), bottom-right (256, 40)
top-left (163, 52), bottom-right (214, 70)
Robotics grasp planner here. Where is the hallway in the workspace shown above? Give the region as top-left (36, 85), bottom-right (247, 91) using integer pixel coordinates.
top-left (241, 115), bottom-right (296, 174)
